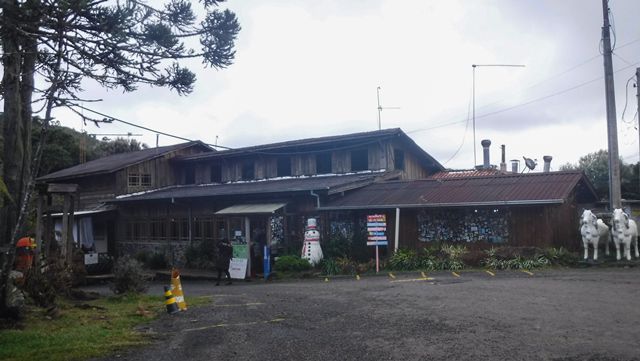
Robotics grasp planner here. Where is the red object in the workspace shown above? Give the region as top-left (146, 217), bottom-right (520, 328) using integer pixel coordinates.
top-left (15, 237), bottom-right (35, 272)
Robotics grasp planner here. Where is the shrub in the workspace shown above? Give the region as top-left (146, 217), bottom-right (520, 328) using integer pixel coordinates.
top-left (320, 258), bottom-right (340, 275)
top-left (185, 241), bottom-right (217, 269)
top-left (147, 252), bottom-right (168, 270)
top-left (275, 255), bottom-right (312, 272)
top-left (481, 247), bottom-right (553, 270)
top-left (440, 244), bottom-right (468, 270)
top-left (110, 256), bottom-right (148, 294)
top-left (388, 249), bottom-right (419, 270)
top-left (543, 247), bottom-right (579, 266)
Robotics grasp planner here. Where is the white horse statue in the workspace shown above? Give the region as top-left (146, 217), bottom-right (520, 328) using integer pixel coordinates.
top-left (611, 208), bottom-right (639, 261)
top-left (579, 209), bottom-right (610, 261)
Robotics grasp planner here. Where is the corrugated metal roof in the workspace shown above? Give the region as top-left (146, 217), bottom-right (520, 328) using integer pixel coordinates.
top-left (429, 169), bottom-right (503, 179)
top-left (320, 171), bottom-right (597, 210)
top-left (38, 141), bottom-right (212, 181)
top-left (112, 173), bottom-right (381, 202)
top-left (215, 203), bottom-right (286, 215)
top-left (178, 128), bottom-right (445, 172)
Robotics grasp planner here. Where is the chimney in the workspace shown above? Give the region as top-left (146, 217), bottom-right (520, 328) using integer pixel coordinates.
top-left (511, 159), bottom-right (520, 173)
top-left (481, 139), bottom-right (491, 169)
top-left (543, 155), bottom-right (553, 172)
top-left (500, 144), bottom-right (507, 172)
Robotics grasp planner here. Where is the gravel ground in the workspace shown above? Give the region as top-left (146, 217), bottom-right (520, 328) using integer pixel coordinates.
top-left (91, 268), bottom-right (640, 361)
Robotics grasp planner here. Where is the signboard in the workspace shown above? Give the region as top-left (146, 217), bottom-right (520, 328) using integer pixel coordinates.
top-left (230, 241), bottom-right (248, 279)
top-left (367, 214), bottom-right (388, 246)
top-left (367, 214), bottom-right (388, 273)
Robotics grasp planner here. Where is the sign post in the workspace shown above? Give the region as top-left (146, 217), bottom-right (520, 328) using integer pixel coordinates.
top-left (367, 214), bottom-right (388, 273)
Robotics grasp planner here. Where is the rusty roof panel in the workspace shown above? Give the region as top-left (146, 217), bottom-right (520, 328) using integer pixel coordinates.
top-left (322, 171), bottom-right (596, 209)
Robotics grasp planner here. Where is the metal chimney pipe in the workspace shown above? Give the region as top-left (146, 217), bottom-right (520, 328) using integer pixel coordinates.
top-left (511, 159), bottom-right (520, 173)
top-left (481, 139), bottom-right (491, 169)
top-left (500, 144), bottom-right (507, 172)
top-left (543, 155), bottom-right (553, 172)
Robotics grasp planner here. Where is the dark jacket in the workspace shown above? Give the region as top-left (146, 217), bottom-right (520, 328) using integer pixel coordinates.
top-left (216, 240), bottom-right (233, 269)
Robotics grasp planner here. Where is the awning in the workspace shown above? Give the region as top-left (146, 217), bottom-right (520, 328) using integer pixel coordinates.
top-left (51, 205), bottom-right (116, 217)
top-left (215, 203), bottom-right (286, 215)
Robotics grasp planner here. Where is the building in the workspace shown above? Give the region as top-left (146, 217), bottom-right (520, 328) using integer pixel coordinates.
top-left (38, 129), bottom-right (444, 273)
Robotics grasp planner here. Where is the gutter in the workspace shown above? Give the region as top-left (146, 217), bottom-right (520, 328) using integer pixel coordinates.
top-left (310, 190), bottom-right (321, 208)
top-left (317, 199), bottom-right (566, 211)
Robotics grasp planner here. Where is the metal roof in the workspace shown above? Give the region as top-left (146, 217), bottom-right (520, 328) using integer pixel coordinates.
top-left (215, 203), bottom-right (286, 215)
top-left (38, 141), bottom-right (212, 181)
top-left (178, 128), bottom-right (445, 172)
top-left (320, 171), bottom-right (598, 210)
top-left (112, 173), bottom-right (382, 202)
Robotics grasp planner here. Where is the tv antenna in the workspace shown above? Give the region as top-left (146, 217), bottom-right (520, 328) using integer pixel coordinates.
top-left (376, 86), bottom-right (400, 130)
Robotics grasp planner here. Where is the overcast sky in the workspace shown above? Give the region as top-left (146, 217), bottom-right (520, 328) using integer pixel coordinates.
top-left (54, 0), bottom-right (640, 171)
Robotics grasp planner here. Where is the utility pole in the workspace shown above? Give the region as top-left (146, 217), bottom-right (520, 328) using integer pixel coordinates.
top-left (636, 68), bottom-right (640, 198)
top-left (601, 0), bottom-right (621, 210)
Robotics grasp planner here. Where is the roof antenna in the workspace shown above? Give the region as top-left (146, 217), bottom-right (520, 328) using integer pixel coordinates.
top-left (376, 86), bottom-right (400, 130)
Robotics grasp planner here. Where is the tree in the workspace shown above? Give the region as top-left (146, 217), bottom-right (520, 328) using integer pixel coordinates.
top-left (560, 150), bottom-right (639, 200)
top-left (0, 0), bottom-right (240, 317)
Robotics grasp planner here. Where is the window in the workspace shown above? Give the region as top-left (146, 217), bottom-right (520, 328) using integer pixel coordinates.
top-left (210, 164), bottom-right (222, 183)
top-left (316, 153), bottom-right (332, 174)
top-left (140, 174), bottom-right (152, 187)
top-left (350, 149), bottom-right (368, 171)
top-left (394, 149), bottom-right (405, 170)
top-left (128, 173), bottom-right (152, 187)
top-left (277, 157), bottom-right (292, 177)
top-left (150, 219), bottom-right (166, 240)
top-left (185, 166), bottom-right (195, 184)
top-left (241, 161), bottom-right (254, 180)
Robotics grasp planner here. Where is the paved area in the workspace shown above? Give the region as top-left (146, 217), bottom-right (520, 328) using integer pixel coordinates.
top-left (91, 268), bottom-right (640, 361)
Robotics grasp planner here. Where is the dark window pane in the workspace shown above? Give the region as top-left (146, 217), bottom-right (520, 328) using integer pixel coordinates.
top-left (241, 161), bottom-right (254, 180)
top-left (316, 153), bottom-right (332, 174)
top-left (394, 149), bottom-right (405, 170)
top-left (210, 164), bottom-right (222, 183)
top-left (277, 157), bottom-right (292, 177)
top-left (351, 149), bottom-right (368, 171)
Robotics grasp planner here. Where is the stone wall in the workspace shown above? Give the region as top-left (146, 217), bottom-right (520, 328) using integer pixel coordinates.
top-left (118, 240), bottom-right (192, 266)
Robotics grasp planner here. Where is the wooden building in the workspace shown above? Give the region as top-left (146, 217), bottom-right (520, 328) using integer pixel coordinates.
top-left (319, 171), bottom-right (600, 251)
top-left (38, 129), bottom-right (444, 270)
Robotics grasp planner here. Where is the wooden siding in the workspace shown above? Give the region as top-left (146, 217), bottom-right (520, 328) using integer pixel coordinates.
top-left (189, 138), bottom-right (433, 184)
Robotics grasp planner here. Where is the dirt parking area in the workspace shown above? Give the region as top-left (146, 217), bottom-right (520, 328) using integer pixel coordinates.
top-left (95, 268), bottom-right (640, 361)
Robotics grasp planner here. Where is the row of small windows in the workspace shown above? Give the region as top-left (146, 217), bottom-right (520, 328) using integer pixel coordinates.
top-left (128, 173), bottom-right (151, 187)
top-left (183, 148), bottom-right (405, 184)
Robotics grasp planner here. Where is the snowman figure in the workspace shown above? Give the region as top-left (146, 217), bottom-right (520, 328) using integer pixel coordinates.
top-left (301, 218), bottom-right (323, 265)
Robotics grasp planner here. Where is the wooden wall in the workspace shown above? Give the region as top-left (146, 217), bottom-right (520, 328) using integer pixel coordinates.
top-left (190, 139), bottom-right (432, 184)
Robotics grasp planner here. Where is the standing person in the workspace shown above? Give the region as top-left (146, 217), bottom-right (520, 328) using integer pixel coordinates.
top-left (216, 238), bottom-right (233, 286)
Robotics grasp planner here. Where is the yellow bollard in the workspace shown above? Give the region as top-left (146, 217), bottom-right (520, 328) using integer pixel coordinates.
top-left (164, 286), bottom-right (179, 314)
top-left (356, 274), bottom-right (360, 281)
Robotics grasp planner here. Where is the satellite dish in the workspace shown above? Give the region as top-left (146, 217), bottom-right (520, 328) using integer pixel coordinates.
top-left (523, 156), bottom-right (537, 171)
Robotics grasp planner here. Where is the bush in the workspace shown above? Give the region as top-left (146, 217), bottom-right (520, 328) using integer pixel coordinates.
top-left (481, 247), bottom-right (552, 270)
top-left (543, 247), bottom-right (579, 266)
top-left (275, 255), bottom-right (312, 272)
top-left (320, 258), bottom-right (340, 275)
top-left (388, 249), bottom-right (419, 270)
top-left (185, 241), bottom-right (217, 269)
top-left (110, 256), bottom-right (148, 294)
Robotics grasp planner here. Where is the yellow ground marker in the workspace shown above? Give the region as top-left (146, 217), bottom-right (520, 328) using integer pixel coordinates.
top-left (485, 270), bottom-right (495, 276)
top-left (356, 274), bottom-right (361, 280)
top-left (212, 302), bottom-right (264, 308)
top-left (388, 272), bottom-right (396, 279)
top-left (451, 272), bottom-right (460, 278)
top-left (521, 270), bottom-right (534, 276)
top-left (324, 277), bottom-right (329, 282)
top-left (390, 277), bottom-right (435, 283)
top-left (184, 318), bottom-right (285, 332)
top-left (421, 271), bottom-right (428, 279)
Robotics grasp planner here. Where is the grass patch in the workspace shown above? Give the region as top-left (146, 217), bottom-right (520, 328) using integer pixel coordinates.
top-left (0, 294), bottom-right (212, 361)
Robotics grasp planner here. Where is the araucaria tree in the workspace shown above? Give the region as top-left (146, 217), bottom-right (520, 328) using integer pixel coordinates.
top-left (0, 0), bottom-right (240, 317)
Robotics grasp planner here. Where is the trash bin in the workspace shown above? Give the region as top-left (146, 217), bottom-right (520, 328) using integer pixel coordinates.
top-left (15, 237), bottom-right (36, 272)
